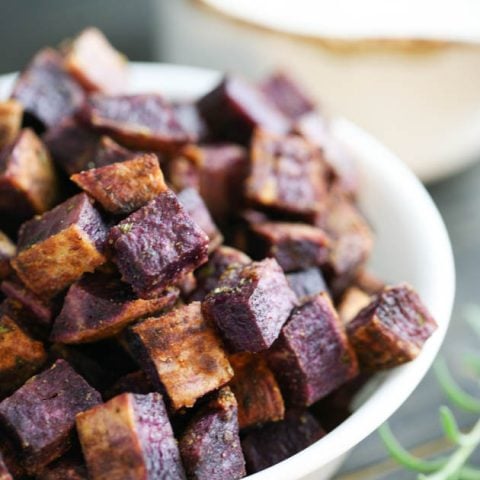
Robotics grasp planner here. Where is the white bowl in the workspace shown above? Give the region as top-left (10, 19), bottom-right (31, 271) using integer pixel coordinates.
top-left (0, 63), bottom-right (455, 480)
top-left (154, 0), bottom-right (480, 183)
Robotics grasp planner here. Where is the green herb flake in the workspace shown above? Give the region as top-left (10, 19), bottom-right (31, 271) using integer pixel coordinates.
top-left (119, 223), bottom-right (133, 234)
top-left (0, 325), bottom-right (11, 334)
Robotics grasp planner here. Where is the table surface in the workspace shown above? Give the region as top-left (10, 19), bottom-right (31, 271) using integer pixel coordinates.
top-left (336, 159), bottom-right (480, 479)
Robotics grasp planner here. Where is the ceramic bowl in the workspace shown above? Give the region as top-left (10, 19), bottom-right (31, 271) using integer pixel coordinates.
top-left (0, 63), bottom-right (456, 480)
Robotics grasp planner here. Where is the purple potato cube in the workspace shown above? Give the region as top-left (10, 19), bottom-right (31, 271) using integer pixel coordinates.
top-left (71, 153), bottom-right (167, 215)
top-left (202, 258), bottom-right (297, 352)
top-left (246, 129), bottom-right (329, 218)
top-left (229, 353), bottom-right (284, 430)
top-left (0, 128), bottom-right (59, 218)
top-left (248, 221), bottom-right (330, 272)
top-left (197, 76), bottom-right (290, 144)
top-left (261, 71), bottom-right (316, 120)
top-left (12, 193), bottom-right (108, 298)
top-left (286, 268), bottom-right (329, 301)
top-left (50, 272), bottom-right (179, 344)
top-left (128, 302), bottom-right (233, 410)
top-left (169, 143), bottom-right (249, 222)
top-left (109, 190), bottom-right (208, 298)
top-left (0, 359), bottom-right (101, 473)
top-left (80, 94), bottom-right (192, 151)
top-left (11, 48), bottom-right (84, 130)
top-left (64, 27), bottom-right (128, 95)
top-left (179, 387), bottom-right (245, 480)
top-left (241, 410), bottom-right (325, 473)
top-left (77, 392), bottom-right (186, 480)
top-left (177, 187), bottom-right (223, 253)
top-left (191, 246), bottom-right (251, 302)
top-left (0, 232), bottom-right (15, 280)
top-left (268, 292), bottom-right (359, 406)
top-left (347, 284), bottom-right (437, 369)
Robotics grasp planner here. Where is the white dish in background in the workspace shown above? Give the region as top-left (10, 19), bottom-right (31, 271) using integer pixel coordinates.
top-left (0, 63), bottom-right (455, 479)
top-left (154, 0), bottom-right (480, 182)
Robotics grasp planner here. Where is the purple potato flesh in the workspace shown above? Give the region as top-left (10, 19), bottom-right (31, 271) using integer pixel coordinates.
top-left (179, 387), bottom-right (245, 480)
top-left (268, 292), bottom-right (359, 406)
top-left (109, 190), bottom-right (208, 298)
top-left (347, 284), bottom-right (437, 369)
top-left (202, 258), bottom-right (297, 352)
top-left (11, 48), bottom-right (84, 130)
top-left (77, 392), bottom-right (186, 480)
top-left (0, 359), bottom-right (101, 473)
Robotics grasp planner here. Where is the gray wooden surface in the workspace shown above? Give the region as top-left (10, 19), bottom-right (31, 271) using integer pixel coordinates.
top-left (336, 159), bottom-right (480, 479)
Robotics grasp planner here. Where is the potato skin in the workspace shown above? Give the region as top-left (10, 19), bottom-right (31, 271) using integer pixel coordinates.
top-left (246, 129), bottom-right (329, 218)
top-left (51, 273), bottom-right (178, 344)
top-left (229, 353), bottom-right (284, 429)
top-left (128, 302), bottom-right (233, 410)
top-left (12, 193), bottom-right (108, 298)
top-left (267, 292), bottom-right (359, 406)
top-left (64, 27), bottom-right (128, 94)
top-left (11, 48), bottom-right (84, 129)
top-left (0, 302), bottom-right (47, 398)
top-left (77, 393), bottom-right (186, 480)
top-left (347, 284), bottom-right (437, 370)
top-left (71, 154), bottom-right (167, 214)
top-left (0, 100), bottom-right (22, 149)
top-left (179, 387), bottom-right (246, 480)
top-left (0, 129), bottom-right (59, 218)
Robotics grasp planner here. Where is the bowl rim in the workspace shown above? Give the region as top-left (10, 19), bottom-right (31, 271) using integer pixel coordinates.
top-left (0, 62), bottom-right (456, 480)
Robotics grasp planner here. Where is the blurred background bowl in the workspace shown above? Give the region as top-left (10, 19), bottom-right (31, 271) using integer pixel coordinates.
top-left (154, 0), bottom-right (480, 183)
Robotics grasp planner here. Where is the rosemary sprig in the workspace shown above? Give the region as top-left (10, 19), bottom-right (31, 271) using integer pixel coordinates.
top-left (379, 306), bottom-right (480, 479)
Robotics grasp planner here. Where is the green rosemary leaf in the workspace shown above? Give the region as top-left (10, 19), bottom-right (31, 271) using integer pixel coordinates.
top-left (439, 407), bottom-right (463, 445)
top-left (378, 423), bottom-right (444, 473)
top-left (434, 358), bottom-right (480, 414)
top-left (418, 417), bottom-right (480, 480)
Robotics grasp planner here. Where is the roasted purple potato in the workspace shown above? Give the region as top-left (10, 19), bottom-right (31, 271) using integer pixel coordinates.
top-left (77, 392), bottom-right (186, 480)
top-left (0, 359), bottom-right (101, 473)
top-left (179, 387), bottom-right (245, 480)
top-left (202, 258), bottom-right (297, 352)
